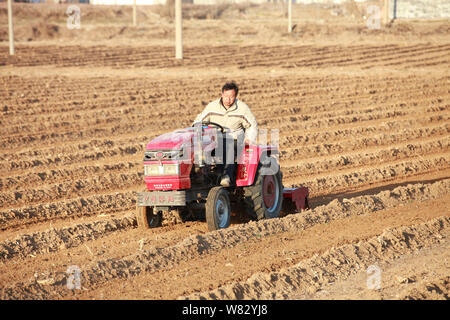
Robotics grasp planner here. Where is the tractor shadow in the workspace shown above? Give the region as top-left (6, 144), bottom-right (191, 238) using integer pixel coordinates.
top-left (308, 176), bottom-right (450, 209)
top-left (223, 176), bottom-right (449, 227)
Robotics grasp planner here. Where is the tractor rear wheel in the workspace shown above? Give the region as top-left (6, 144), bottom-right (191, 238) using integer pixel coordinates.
top-left (244, 157), bottom-right (283, 220)
top-left (206, 186), bottom-right (231, 231)
top-left (136, 205), bottom-right (162, 229)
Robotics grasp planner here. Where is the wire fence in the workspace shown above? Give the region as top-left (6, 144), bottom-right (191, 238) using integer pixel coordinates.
top-left (389, 0), bottom-right (450, 19)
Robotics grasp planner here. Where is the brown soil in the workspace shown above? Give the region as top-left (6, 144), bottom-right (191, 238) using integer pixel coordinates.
top-left (0, 2), bottom-right (448, 300)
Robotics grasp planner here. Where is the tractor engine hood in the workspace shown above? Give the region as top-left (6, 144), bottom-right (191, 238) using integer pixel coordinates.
top-left (145, 127), bottom-right (217, 154)
top-left (143, 127), bottom-right (217, 191)
top-left (146, 128), bottom-right (195, 151)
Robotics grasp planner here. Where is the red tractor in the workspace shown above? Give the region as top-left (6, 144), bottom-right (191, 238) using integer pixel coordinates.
top-left (137, 122), bottom-right (309, 231)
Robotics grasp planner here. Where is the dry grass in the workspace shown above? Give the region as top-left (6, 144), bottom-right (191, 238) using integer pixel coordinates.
top-left (151, 1), bottom-right (254, 20)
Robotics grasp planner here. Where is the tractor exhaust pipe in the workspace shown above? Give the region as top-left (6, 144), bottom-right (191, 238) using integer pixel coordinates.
top-left (193, 123), bottom-right (204, 167)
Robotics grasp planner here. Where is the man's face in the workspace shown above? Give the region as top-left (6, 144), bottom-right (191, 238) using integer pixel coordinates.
top-left (221, 89), bottom-right (236, 108)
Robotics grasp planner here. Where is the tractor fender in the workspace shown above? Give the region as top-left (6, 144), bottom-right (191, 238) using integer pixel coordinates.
top-left (236, 145), bottom-right (279, 187)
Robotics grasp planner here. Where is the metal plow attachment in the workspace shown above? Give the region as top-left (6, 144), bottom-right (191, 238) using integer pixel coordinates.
top-left (282, 187), bottom-right (310, 215)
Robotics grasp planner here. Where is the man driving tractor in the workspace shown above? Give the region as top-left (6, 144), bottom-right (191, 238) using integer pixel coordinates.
top-left (193, 81), bottom-right (258, 187)
top-left (137, 81), bottom-right (309, 230)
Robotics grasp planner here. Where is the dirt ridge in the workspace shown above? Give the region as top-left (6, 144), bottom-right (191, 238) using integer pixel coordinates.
top-left (181, 216), bottom-right (449, 299)
top-left (0, 179), bottom-right (448, 299)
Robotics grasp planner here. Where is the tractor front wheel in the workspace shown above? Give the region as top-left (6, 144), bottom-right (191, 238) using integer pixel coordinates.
top-left (206, 186), bottom-right (231, 231)
top-left (136, 205), bottom-right (162, 229)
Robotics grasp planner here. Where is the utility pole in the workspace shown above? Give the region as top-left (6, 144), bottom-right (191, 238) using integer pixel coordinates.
top-left (133, 0), bottom-right (137, 26)
top-left (175, 0), bottom-right (183, 59)
top-left (393, 0), bottom-right (397, 20)
top-left (8, 0), bottom-right (14, 56)
top-left (288, 0), bottom-right (292, 33)
top-left (383, 0), bottom-right (390, 25)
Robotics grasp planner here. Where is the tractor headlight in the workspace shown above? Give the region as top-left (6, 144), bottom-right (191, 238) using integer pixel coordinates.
top-left (163, 164), bottom-right (179, 175)
top-left (145, 164), bottom-right (179, 176)
top-left (145, 164), bottom-right (160, 176)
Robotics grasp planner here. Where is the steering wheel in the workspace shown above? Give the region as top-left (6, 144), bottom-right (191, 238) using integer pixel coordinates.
top-left (192, 121), bottom-right (225, 133)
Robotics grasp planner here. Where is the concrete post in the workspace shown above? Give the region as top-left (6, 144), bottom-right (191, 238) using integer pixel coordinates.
top-left (288, 0), bottom-right (292, 33)
top-left (8, 0), bottom-right (14, 56)
top-left (175, 0), bottom-right (183, 59)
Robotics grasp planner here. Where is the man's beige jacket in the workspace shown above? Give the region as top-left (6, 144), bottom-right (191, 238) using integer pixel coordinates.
top-left (193, 98), bottom-right (258, 144)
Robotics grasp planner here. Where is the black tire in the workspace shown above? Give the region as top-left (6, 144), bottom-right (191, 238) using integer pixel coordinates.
top-left (136, 205), bottom-right (162, 229)
top-left (244, 156), bottom-right (283, 220)
top-left (206, 186), bottom-right (231, 231)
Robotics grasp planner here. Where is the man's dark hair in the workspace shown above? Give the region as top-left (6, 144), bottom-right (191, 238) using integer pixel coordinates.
top-left (222, 82), bottom-right (239, 96)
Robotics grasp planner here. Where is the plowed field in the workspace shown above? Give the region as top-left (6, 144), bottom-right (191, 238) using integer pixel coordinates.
top-left (0, 2), bottom-right (449, 301)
